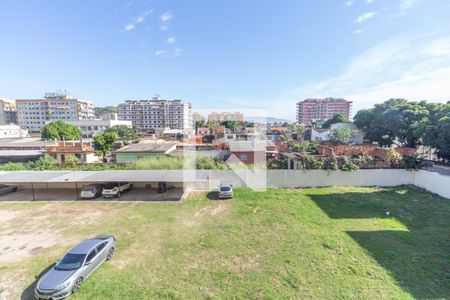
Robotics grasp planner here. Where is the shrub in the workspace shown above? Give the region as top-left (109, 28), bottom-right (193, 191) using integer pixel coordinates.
top-left (404, 153), bottom-right (424, 170)
top-left (322, 157), bottom-right (338, 171)
top-left (0, 162), bottom-right (27, 171)
top-left (299, 156), bottom-right (323, 170)
top-left (65, 155), bottom-right (79, 167)
top-left (338, 156), bottom-right (359, 171)
top-left (29, 155), bottom-right (56, 170)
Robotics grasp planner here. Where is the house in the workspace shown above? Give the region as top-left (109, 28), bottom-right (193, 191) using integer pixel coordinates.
top-left (115, 142), bottom-right (177, 163)
top-left (311, 128), bottom-right (331, 141)
top-left (196, 127), bottom-right (211, 136)
top-left (0, 124), bottom-right (29, 139)
top-left (65, 113), bottom-right (132, 138)
top-left (0, 137), bottom-right (47, 163)
top-left (46, 139), bottom-right (98, 164)
top-left (330, 123), bottom-right (364, 144)
top-left (227, 140), bottom-right (275, 164)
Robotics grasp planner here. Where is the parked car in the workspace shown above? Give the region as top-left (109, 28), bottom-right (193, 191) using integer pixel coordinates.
top-left (218, 184), bottom-right (233, 199)
top-left (35, 235), bottom-right (116, 300)
top-left (80, 184), bottom-right (104, 199)
top-left (0, 184), bottom-right (18, 196)
top-left (102, 182), bottom-right (133, 198)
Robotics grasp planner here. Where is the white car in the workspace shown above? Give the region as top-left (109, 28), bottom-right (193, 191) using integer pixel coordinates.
top-left (102, 182), bottom-right (133, 198)
top-left (80, 184), bottom-right (104, 199)
top-left (218, 184), bottom-right (233, 199)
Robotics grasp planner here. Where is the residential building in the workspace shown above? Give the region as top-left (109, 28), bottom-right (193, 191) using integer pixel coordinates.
top-left (63, 113), bottom-right (133, 138)
top-left (117, 98), bottom-right (193, 135)
top-left (16, 92), bottom-right (95, 132)
top-left (296, 98), bottom-right (352, 125)
top-left (227, 140), bottom-right (275, 164)
top-left (115, 142), bottom-right (177, 163)
top-left (193, 112), bottom-right (205, 122)
top-left (46, 139), bottom-right (98, 164)
top-left (0, 99), bottom-right (17, 125)
top-left (311, 128), bottom-right (331, 142)
top-left (208, 111), bottom-right (244, 122)
top-left (0, 124), bottom-right (29, 139)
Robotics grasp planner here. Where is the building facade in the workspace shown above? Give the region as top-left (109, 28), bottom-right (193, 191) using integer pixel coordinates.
top-left (117, 98), bottom-right (193, 135)
top-left (64, 114), bottom-right (133, 138)
top-left (0, 124), bottom-right (29, 139)
top-left (16, 93), bottom-right (94, 132)
top-left (208, 111), bottom-right (244, 122)
top-left (0, 99), bottom-right (17, 125)
top-left (296, 98), bottom-right (352, 125)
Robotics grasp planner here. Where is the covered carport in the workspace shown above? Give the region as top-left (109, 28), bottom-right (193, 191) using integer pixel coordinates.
top-left (0, 170), bottom-right (208, 202)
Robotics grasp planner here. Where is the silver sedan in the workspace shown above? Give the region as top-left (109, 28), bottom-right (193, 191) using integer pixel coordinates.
top-left (35, 235), bottom-right (116, 300)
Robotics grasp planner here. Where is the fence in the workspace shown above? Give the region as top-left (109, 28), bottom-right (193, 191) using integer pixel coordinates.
top-left (207, 169), bottom-right (450, 199)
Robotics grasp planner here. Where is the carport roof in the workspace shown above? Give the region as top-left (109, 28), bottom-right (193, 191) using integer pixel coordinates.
top-left (0, 170), bottom-right (209, 183)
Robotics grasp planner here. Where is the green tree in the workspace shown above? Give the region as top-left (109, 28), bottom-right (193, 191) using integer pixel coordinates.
top-left (323, 113), bottom-right (349, 128)
top-left (330, 128), bottom-right (358, 144)
top-left (93, 132), bottom-right (117, 162)
top-left (354, 99), bottom-right (429, 147)
top-left (206, 120), bottom-right (220, 133)
top-left (105, 125), bottom-right (139, 141)
top-left (41, 120), bottom-right (82, 141)
top-left (65, 155), bottom-right (79, 167)
top-left (222, 120), bottom-right (241, 131)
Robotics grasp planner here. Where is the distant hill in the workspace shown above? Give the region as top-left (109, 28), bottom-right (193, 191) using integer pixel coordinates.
top-left (245, 116), bottom-right (293, 124)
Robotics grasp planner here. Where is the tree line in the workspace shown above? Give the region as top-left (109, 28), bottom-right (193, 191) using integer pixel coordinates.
top-left (354, 99), bottom-right (450, 162)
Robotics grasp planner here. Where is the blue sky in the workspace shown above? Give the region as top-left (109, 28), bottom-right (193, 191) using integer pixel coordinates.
top-left (1, 0), bottom-right (449, 120)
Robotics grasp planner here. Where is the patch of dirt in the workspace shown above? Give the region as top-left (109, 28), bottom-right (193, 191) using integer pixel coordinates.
top-left (0, 231), bottom-right (59, 265)
top-left (182, 202), bottom-right (228, 227)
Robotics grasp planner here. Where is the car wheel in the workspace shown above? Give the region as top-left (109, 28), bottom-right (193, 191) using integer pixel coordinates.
top-left (129, 184), bottom-right (133, 191)
top-left (72, 277), bottom-right (83, 293)
top-left (107, 247), bottom-right (115, 260)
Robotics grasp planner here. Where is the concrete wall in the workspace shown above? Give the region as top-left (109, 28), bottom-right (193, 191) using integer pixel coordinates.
top-left (207, 169), bottom-right (449, 199)
top-left (414, 170), bottom-right (450, 199)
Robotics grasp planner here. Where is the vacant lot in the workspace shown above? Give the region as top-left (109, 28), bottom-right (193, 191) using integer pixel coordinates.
top-left (0, 186), bottom-right (449, 299)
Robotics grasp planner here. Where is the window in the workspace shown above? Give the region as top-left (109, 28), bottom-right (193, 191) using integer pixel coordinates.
top-left (239, 154), bottom-right (248, 161)
top-left (96, 242), bottom-right (108, 253)
top-left (86, 249), bottom-right (97, 263)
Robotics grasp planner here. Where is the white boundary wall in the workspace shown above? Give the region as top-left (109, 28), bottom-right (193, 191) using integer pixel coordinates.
top-left (208, 169), bottom-right (450, 199)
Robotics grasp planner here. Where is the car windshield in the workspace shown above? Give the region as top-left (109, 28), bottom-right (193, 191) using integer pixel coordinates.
top-left (55, 253), bottom-right (86, 271)
top-left (220, 187), bottom-right (231, 192)
top-left (82, 186), bottom-right (96, 192)
top-left (105, 183), bottom-right (118, 189)
top-left (0, 184), bottom-right (7, 189)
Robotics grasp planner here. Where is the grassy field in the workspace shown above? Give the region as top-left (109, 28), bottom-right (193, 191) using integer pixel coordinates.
top-left (0, 186), bottom-right (449, 299)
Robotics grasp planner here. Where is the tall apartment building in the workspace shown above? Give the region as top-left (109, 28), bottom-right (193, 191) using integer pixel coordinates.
top-left (296, 98), bottom-right (352, 125)
top-left (208, 111), bottom-right (244, 122)
top-left (0, 99), bottom-right (17, 125)
top-left (16, 93), bottom-right (95, 132)
top-left (117, 98), bottom-right (193, 134)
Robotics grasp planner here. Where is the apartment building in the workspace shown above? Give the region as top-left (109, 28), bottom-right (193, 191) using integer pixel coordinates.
top-left (296, 98), bottom-right (352, 125)
top-left (16, 93), bottom-right (95, 132)
top-left (0, 99), bottom-right (17, 125)
top-left (117, 98), bottom-right (193, 135)
top-left (208, 111), bottom-right (244, 122)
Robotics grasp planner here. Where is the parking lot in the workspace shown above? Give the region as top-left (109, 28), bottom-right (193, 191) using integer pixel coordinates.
top-left (0, 187), bottom-right (186, 202)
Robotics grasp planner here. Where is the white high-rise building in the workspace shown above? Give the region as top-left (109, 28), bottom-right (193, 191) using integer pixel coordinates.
top-left (16, 92), bottom-right (95, 132)
top-left (117, 98), bottom-right (193, 135)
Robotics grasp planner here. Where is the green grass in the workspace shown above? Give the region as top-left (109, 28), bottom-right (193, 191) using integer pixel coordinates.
top-left (1, 186), bottom-right (449, 299)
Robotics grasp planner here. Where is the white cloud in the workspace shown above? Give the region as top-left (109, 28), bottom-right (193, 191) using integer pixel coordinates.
top-left (160, 25), bottom-right (169, 31)
top-left (366, 0), bottom-right (374, 3)
top-left (124, 24), bottom-right (135, 31)
top-left (345, 1), bottom-right (354, 7)
top-left (167, 36), bottom-right (176, 44)
top-left (160, 11), bottom-right (174, 22)
top-left (400, 0), bottom-right (420, 11)
top-left (355, 29), bottom-right (364, 34)
top-left (154, 48), bottom-right (182, 58)
top-left (355, 11), bottom-right (375, 23)
top-left (268, 35), bottom-right (450, 119)
top-left (123, 9), bottom-right (153, 32)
